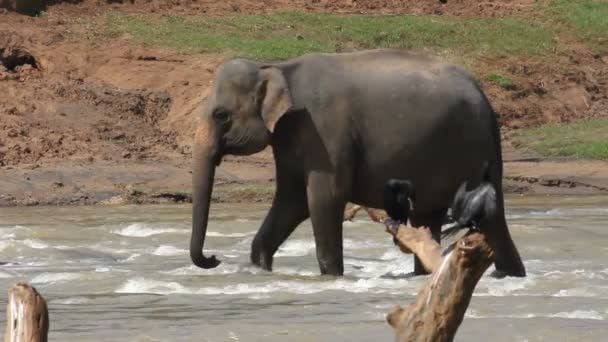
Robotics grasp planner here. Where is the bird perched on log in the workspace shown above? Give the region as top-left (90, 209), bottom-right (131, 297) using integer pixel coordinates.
top-left (441, 161), bottom-right (497, 239)
top-left (383, 178), bottom-right (416, 237)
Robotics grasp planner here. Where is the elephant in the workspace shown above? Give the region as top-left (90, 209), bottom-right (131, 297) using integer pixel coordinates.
top-left (190, 48), bottom-right (526, 278)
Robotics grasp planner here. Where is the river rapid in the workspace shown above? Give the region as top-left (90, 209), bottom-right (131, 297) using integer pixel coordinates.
top-left (1, 195), bottom-right (607, 341)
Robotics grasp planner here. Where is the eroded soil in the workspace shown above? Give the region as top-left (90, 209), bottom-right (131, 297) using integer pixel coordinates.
top-left (1, 0), bottom-right (607, 207)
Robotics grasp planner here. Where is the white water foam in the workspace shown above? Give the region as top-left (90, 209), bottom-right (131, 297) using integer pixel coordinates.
top-left (0, 240), bottom-right (12, 252)
top-left (543, 269), bottom-right (606, 281)
top-left (119, 253), bottom-right (141, 263)
top-left (22, 239), bottom-right (50, 249)
top-left (207, 231), bottom-right (256, 238)
top-left (553, 287), bottom-right (601, 298)
top-left (342, 220), bottom-right (371, 227)
top-left (271, 237), bottom-right (384, 258)
top-left (275, 239), bottom-right (315, 257)
top-left (116, 277), bottom-right (188, 295)
top-left (151, 245), bottom-right (188, 256)
top-left (272, 267), bottom-right (317, 277)
top-left (475, 274), bottom-right (537, 297)
top-left (31, 272), bottom-right (80, 284)
top-left (115, 276), bottom-right (416, 296)
top-left (344, 238), bottom-right (384, 250)
top-left (112, 223), bottom-right (182, 237)
top-left (161, 264), bottom-right (245, 276)
top-left (465, 311), bottom-right (536, 319)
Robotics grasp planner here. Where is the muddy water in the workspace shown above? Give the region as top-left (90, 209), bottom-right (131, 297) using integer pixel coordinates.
top-left (1, 195), bottom-right (607, 341)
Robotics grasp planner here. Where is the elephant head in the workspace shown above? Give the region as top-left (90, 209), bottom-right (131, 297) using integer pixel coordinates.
top-left (190, 59), bottom-right (297, 269)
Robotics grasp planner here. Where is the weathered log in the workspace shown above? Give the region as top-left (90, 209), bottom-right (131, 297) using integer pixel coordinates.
top-left (4, 283), bottom-right (49, 342)
top-left (386, 224), bottom-right (442, 271)
top-left (343, 204), bottom-right (363, 221)
top-left (386, 224), bottom-right (494, 342)
top-left (343, 204), bottom-right (387, 223)
top-left (364, 207), bottom-right (387, 223)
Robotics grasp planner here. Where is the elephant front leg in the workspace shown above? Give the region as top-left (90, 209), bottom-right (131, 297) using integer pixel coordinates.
top-left (307, 175), bottom-right (348, 276)
top-left (251, 186), bottom-right (309, 271)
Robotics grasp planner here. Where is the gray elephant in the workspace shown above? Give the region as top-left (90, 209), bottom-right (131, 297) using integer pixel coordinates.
top-left (190, 49), bottom-right (526, 277)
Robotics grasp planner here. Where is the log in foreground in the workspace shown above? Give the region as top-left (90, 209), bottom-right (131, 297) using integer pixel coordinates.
top-left (385, 224), bottom-right (495, 342)
top-left (4, 283), bottom-right (49, 342)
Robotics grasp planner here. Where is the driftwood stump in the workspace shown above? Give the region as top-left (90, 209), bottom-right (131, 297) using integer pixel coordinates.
top-left (385, 224), bottom-right (495, 342)
top-left (4, 283), bottom-right (49, 342)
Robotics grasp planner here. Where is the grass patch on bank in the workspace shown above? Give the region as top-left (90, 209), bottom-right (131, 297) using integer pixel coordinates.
top-left (513, 119), bottom-right (608, 160)
top-left (550, 0), bottom-right (608, 53)
top-left (486, 72), bottom-right (515, 89)
top-left (106, 12), bottom-right (556, 60)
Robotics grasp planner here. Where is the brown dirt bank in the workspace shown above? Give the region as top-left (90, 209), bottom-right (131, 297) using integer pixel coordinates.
top-left (1, 1), bottom-right (607, 207)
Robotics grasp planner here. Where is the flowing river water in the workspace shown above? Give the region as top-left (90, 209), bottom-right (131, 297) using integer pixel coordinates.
top-left (1, 195), bottom-right (607, 341)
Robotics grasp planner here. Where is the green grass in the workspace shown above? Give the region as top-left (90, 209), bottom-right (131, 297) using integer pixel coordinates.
top-left (514, 119), bottom-right (608, 160)
top-left (105, 12), bottom-right (556, 60)
top-left (550, 0), bottom-right (608, 53)
top-left (486, 73), bottom-right (515, 89)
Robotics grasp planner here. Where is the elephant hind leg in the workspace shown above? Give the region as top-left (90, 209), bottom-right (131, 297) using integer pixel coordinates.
top-left (484, 213), bottom-right (526, 278)
top-left (251, 185), bottom-right (309, 271)
top-left (409, 209), bottom-right (446, 276)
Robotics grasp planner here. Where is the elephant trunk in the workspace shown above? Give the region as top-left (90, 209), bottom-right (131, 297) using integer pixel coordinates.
top-left (190, 120), bottom-right (222, 269)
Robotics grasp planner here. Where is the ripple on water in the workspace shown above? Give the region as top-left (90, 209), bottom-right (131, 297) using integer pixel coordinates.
top-left (551, 310), bottom-right (605, 320)
top-left (465, 309), bottom-right (605, 320)
top-left (31, 272), bottom-right (81, 284)
top-left (151, 245), bottom-right (188, 256)
top-left (52, 297), bottom-right (90, 305)
top-left (22, 239), bottom-right (50, 249)
top-left (112, 223), bottom-right (182, 237)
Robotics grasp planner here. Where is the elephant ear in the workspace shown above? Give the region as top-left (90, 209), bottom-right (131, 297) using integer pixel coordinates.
top-left (257, 66), bottom-right (296, 133)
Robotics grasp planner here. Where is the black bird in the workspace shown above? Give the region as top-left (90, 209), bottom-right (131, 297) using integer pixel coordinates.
top-left (441, 161), bottom-right (497, 239)
top-left (383, 178), bottom-right (416, 236)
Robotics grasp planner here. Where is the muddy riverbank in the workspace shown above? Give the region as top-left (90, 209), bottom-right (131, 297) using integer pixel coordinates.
top-left (1, 1), bottom-right (607, 207)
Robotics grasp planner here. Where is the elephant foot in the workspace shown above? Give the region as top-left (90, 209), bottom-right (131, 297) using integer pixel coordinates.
top-left (492, 263), bottom-right (526, 278)
top-left (489, 269), bottom-right (508, 279)
top-left (492, 237), bottom-right (527, 278)
top-left (252, 255), bottom-right (273, 272)
top-left (250, 248), bottom-right (274, 272)
top-left (318, 259), bottom-right (344, 276)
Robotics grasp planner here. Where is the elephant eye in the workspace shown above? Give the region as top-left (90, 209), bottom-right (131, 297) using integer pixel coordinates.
top-left (212, 109), bottom-right (230, 122)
